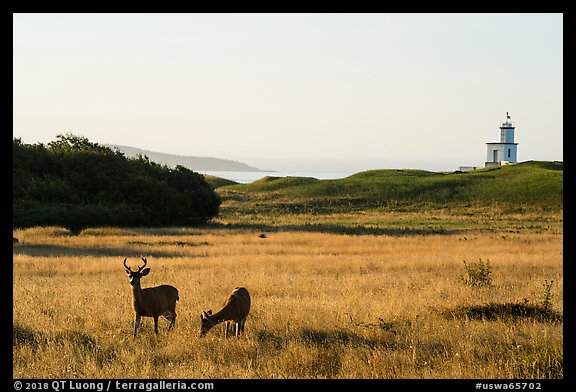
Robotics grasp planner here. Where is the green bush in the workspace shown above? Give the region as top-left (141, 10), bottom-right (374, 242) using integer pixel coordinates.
top-left (461, 258), bottom-right (492, 287)
top-left (541, 279), bottom-right (554, 312)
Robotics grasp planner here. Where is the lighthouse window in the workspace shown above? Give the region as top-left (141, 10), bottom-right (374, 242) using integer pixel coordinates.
top-left (508, 149), bottom-right (511, 158)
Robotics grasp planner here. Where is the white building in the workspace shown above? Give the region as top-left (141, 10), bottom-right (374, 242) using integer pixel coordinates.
top-left (485, 112), bottom-right (518, 167)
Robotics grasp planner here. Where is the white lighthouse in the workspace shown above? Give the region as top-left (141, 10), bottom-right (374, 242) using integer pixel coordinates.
top-left (485, 112), bottom-right (518, 167)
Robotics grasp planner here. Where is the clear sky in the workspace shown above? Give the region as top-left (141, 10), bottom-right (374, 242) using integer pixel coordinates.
top-left (13, 13), bottom-right (563, 173)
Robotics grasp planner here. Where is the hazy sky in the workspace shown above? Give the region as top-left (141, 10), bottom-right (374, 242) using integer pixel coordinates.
top-left (13, 13), bottom-right (563, 173)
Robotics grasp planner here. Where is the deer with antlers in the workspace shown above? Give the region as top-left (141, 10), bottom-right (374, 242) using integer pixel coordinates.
top-left (124, 257), bottom-right (179, 337)
top-left (200, 287), bottom-right (251, 337)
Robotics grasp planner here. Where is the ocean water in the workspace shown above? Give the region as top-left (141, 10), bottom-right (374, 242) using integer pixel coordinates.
top-left (199, 170), bottom-right (355, 184)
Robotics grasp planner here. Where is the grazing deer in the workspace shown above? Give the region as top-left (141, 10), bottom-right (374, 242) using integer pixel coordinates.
top-left (124, 257), bottom-right (179, 337)
top-left (200, 287), bottom-right (251, 337)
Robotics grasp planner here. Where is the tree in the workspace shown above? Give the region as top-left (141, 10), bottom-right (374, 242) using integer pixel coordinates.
top-left (13, 134), bottom-right (221, 233)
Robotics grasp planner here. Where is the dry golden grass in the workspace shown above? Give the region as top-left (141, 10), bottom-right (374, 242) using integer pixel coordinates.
top-left (13, 226), bottom-right (562, 379)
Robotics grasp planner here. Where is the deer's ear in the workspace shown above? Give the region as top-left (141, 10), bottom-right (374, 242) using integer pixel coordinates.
top-left (202, 311), bottom-right (209, 319)
top-left (207, 310), bottom-right (212, 316)
top-left (200, 314), bottom-right (205, 321)
top-left (125, 269), bottom-right (131, 276)
top-left (140, 268), bottom-right (151, 276)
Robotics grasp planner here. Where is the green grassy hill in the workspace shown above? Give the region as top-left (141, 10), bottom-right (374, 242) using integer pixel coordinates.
top-left (203, 175), bottom-right (238, 188)
top-left (219, 161), bottom-right (563, 213)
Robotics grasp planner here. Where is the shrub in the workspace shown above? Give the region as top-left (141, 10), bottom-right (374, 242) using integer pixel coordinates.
top-left (541, 279), bottom-right (554, 311)
top-left (461, 258), bottom-right (492, 286)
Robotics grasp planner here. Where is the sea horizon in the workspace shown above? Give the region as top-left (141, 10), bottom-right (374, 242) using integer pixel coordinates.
top-left (198, 170), bottom-right (356, 184)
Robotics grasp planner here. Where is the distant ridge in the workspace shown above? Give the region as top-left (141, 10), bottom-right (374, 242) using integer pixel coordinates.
top-left (107, 144), bottom-right (265, 172)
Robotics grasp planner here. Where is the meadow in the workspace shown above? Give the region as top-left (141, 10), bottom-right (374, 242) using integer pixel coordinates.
top-left (13, 222), bottom-right (562, 379)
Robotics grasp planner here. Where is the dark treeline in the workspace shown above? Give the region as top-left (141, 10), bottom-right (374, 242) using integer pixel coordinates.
top-left (13, 134), bottom-right (221, 233)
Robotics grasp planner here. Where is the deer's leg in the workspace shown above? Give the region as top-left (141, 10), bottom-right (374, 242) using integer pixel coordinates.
top-left (239, 318), bottom-right (246, 335)
top-left (153, 316), bottom-right (159, 335)
top-left (168, 311), bottom-right (176, 331)
top-left (134, 315), bottom-right (141, 337)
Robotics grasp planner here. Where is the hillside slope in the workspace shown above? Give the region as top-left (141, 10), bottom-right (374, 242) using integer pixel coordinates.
top-left (220, 161), bottom-right (563, 212)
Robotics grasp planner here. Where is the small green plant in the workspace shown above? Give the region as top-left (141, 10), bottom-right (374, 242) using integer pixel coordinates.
top-left (461, 258), bottom-right (492, 286)
top-left (541, 279), bottom-right (554, 311)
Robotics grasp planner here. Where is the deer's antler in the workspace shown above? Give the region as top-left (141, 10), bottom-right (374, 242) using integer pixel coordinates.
top-left (137, 257), bottom-right (148, 273)
top-left (123, 258), bottom-right (133, 272)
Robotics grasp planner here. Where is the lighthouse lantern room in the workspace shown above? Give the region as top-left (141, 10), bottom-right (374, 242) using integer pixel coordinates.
top-left (485, 112), bottom-right (518, 167)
